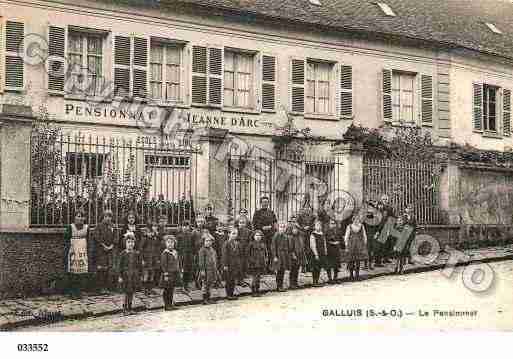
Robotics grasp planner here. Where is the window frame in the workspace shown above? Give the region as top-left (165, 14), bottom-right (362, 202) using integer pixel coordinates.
top-left (305, 59), bottom-right (336, 117)
top-left (149, 40), bottom-right (186, 105)
top-left (223, 48), bottom-right (257, 111)
top-left (483, 84), bottom-right (499, 134)
top-left (391, 70), bottom-right (418, 125)
top-left (66, 30), bottom-right (105, 97)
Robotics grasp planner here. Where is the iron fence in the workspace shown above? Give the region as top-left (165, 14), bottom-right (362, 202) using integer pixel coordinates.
top-left (31, 132), bottom-right (200, 227)
top-left (363, 155), bottom-right (442, 224)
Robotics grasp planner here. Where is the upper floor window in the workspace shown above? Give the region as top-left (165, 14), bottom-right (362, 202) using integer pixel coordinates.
top-left (68, 31), bottom-right (104, 95)
top-left (483, 84), bottom-right (498, 132)
top-left (306, 60), bottom-right (333, 115)
top-left (472, 82), bottom-right (511, 136)
top-left (392, 71), bottom-right (415, 123)
top-left (150, 42), bottom-right (184, 103)
top-left (224, 50), bottom-right (254, 109)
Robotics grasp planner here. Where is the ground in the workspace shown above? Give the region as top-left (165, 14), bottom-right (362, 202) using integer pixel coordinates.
top-left (21, 260), bottom-right (513, 332)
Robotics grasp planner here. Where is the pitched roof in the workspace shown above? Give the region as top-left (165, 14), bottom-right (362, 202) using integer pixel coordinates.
top-left (155, 0), bottom-right (513, 60)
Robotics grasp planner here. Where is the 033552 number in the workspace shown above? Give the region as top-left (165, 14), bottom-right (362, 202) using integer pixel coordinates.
top-left (17, 344), bottom-right (48, 352)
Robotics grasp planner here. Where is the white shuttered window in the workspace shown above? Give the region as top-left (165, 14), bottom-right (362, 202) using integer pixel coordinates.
top-left (68, 32), bottom-right (103, 95)
top-left (392, 71), bottom-right (415, 123)
top-left (306, 60), bottom-right (332, 115)
top-left (224, 50), bottom-right (254, 109)
top-left (150, 43), bottom-right (183, 102)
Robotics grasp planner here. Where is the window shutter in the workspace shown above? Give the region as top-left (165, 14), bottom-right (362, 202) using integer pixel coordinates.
top-left (340, 64), bottom-right (353, 118)
top-left (503, 88), bottom-right (511, 137)
top-left (5, 21), bottom-right (24, 90)
top-left (47, 25), bottom-right (66, 93)
top-left (262, 54), bottom-right (276, 112)
top-left (382, 69), bottom-right (392, 122)
top-left (191, 45), bottom-right (207, 104)
top-left (473, 83), bottom-right (483, 132)
top-left (0, 19), bottom-right (3, 93)
top-left (132, 37), bottom-right (148, 98)
top-left (291, 58), bottom-right (305, 113)
top-left (421, 74), bottom-right (433, 124)
top-left (208, 46), bottom-right (223, 106)
top-left (114, 35), bottom-right (131, 97)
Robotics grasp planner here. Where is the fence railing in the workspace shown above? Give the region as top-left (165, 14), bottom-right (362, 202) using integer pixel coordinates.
top-left (30, 133), bottom-right (200, 227)
top-left (363, 155), bottom-right (442, 224)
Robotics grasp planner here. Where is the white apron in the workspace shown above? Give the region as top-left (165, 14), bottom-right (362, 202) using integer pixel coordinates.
top-left (68, 223), bottom-right (89, 274)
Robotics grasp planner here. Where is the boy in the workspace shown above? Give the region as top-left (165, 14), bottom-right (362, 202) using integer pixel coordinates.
top-left (247, 230), bottom-right (268, 296)
top-left (140, 219), bottom-right (160, 295)
top-left (272, 221), bottom-right (292, 291)
top-left (288, 218), bottom-right (307, 289)
top-left (176, 220), bottom-right (195, 291)
top-left (198, 233), bottom-right (220, 304)
top-left (118, 233), bottom-right (143, 315)
top-left (160, 235), bottom-right (181, 311)
top-left (222, 227), bottom-right (242, 300)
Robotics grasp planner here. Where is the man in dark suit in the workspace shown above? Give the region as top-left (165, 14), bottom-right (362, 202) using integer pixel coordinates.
top-left (252, 196), bottom-right (277, 272)
top-left (204, 203), bottom-right (219, 236)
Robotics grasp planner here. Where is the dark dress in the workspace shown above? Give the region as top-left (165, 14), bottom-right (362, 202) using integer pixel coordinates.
top-left (271, 232), bottom-right (292, 271)
top-left (176, 229), bottom-right (195, 275)
top-left (119, 249), bottom-right (142, 293)
top-left (140, 230), bottom-right (161, 270)
top-left (345, 224), bottom-right (369, 261)
top-left (289, 232), bottom-right (308, 267)
top-left (94, 222), bottom-right (117, 271)
top-left (325, 227), bottom-right (344, 269)
top-left (213, 230), bottom-right (227, 271)
top-left (237, 226), bottom-right (253, 275)
top-left (160, 249), bottom-right (181, 288)
top-left (252, 208), bottom-right (277, 242)
top-left (222, 239), bottom-right (242, 278)
top-left (247, 240), bottom-right (268, 275)
top-left (198, 246), bottom-right (220, 287)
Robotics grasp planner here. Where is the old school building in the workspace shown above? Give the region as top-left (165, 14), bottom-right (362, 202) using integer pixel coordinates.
top-left (1, 0), bottom-right (513, 227)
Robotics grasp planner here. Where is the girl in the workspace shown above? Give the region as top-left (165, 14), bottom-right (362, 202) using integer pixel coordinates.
top-left (118, 233), bottom-right (143, 315)
top-left (94, 210), bottom-right (116, 294)
top-left (344, 214), bottom-right (369, 281)
top-left (288, 219), bottom-right (307, 289)
top-left (176, 220), bottom-right (195, 291)
top-left (310, 219), bottom-right (328, 287)
top-left (198, 233), bottom-right (220, 304)
top-left (247, 230), bottom-right (268, 296)
top-left (272, 221), bottom-right (292, 291)
top-left (160, 235), bottom-right (181, 311)
top-left (140, 219), bottom-right (160, 295)
top-left (237, 215), bottom-right (253, 282)
top-left (325, 218), bottom-right (344, 283)
top-left (213, 222), bottom-right (227, 273)
top-left (64, 210), bottom-right (93, 298)
top-left (222, 227), bottom-right (242, 300)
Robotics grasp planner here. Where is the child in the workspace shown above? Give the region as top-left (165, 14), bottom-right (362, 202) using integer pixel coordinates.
top-left (392, 214), bottom-right (415, 275)
top-left (120, 210), bottom-right (140, 251)
top-left (176, 221), bottom-right (195, 291)
top-left (94, 210), bottom-right (116, 294)
top-left (198, 232), bottom-right (220, 304)
top-left (325, 218), bottom-right (344, 283)
top-left (288, 218), bottom-right (307, 289)
top-left (140, 219), bottom-right (160, 295)
top-left (118, 233), bottom-right (143, 315)
top-left (64, 210), bottom-right (92, 299)
top-left (309, 219), bottom-right (328, 287)
top-left (237, 215), bottom-right (252, 282)
top-left (272, 221), bottom-right (292, 291)
top-left (160, 235), bottom-right (181, 311)
top-left (247, 230), bottom-right (268, 296)
top-left (344, 214), bottom-right (368, 281)
top-left (213, 222), bottom-right (227, 273)
top-left (155, 214), bottom-right (168, 286)
top-left (222, 227), bottom-right (242, 300)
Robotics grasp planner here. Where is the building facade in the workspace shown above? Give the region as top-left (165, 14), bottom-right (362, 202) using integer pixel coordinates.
top-left (1, 0), bottom-right (513, 225)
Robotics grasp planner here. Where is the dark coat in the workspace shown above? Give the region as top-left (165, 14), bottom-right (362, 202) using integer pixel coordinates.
top-left (176, 229), bottom-right (195, 273)
top-left (94, 222), bottom-right (117, 271)
top-left (198, 246), bottom-right (220, 286)
top-left (325, 226), bottom-right (344, 266)
top-left (271, 232), bottom-right (292, 271)
top-left (140, 230), bottom-right (161, 270)
top-left (222, 239), bottom-right (242, 277)
top-left (288, 231), bottom-right (308, 267)
top-left (252, 208), bottom-right (277, 241)
top-left (63, 224), bottom-right (95, 272)
top-left (160, 249), bottom-right (181, 288)
top-left (204, 215), bottom-right (219, 236)
top-left (119, 249), bottom-right (142, 293)
top-left (247, 240), bottom-right (268, 273)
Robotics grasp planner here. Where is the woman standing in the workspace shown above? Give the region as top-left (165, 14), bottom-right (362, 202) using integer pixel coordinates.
top-left (64, 210), bottom-right (93, 298)
top-left (344, 214), bottom-right (369, 281)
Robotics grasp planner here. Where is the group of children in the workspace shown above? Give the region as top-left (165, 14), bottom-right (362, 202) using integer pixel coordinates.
top-left (64, 197), bottom-right (417, 315)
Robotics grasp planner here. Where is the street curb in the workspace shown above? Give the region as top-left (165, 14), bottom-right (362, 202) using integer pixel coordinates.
top-left (3, 252), bottom-right (513, 331)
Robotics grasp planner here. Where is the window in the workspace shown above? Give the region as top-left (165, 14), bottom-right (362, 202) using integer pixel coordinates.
top-left (150, 43), bottom-right (183, 102)
top-left (66, 153), bottom-right (105, 178)
top-left (306, 60), bottom-right (333, 115)
top-left (224, 50), bottom-right (254, 109)
top-left (392, 71), bottom-right (415, 123)
top-left (68, 31), bottom-right (103, 95)
top-left (483, 84), bottom-right (498, 132)
top-left (145, 154), bottom-right (190, 168)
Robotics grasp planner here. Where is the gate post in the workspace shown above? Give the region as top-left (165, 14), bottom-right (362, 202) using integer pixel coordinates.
top-left (330, 141), bottom-right (365, 209)
top-left (0, 105), bottom-right (35, 229)
top-left (439, 153), bottom-right (461, 224)
top-left (196, 127), bottom-right (230, 222)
